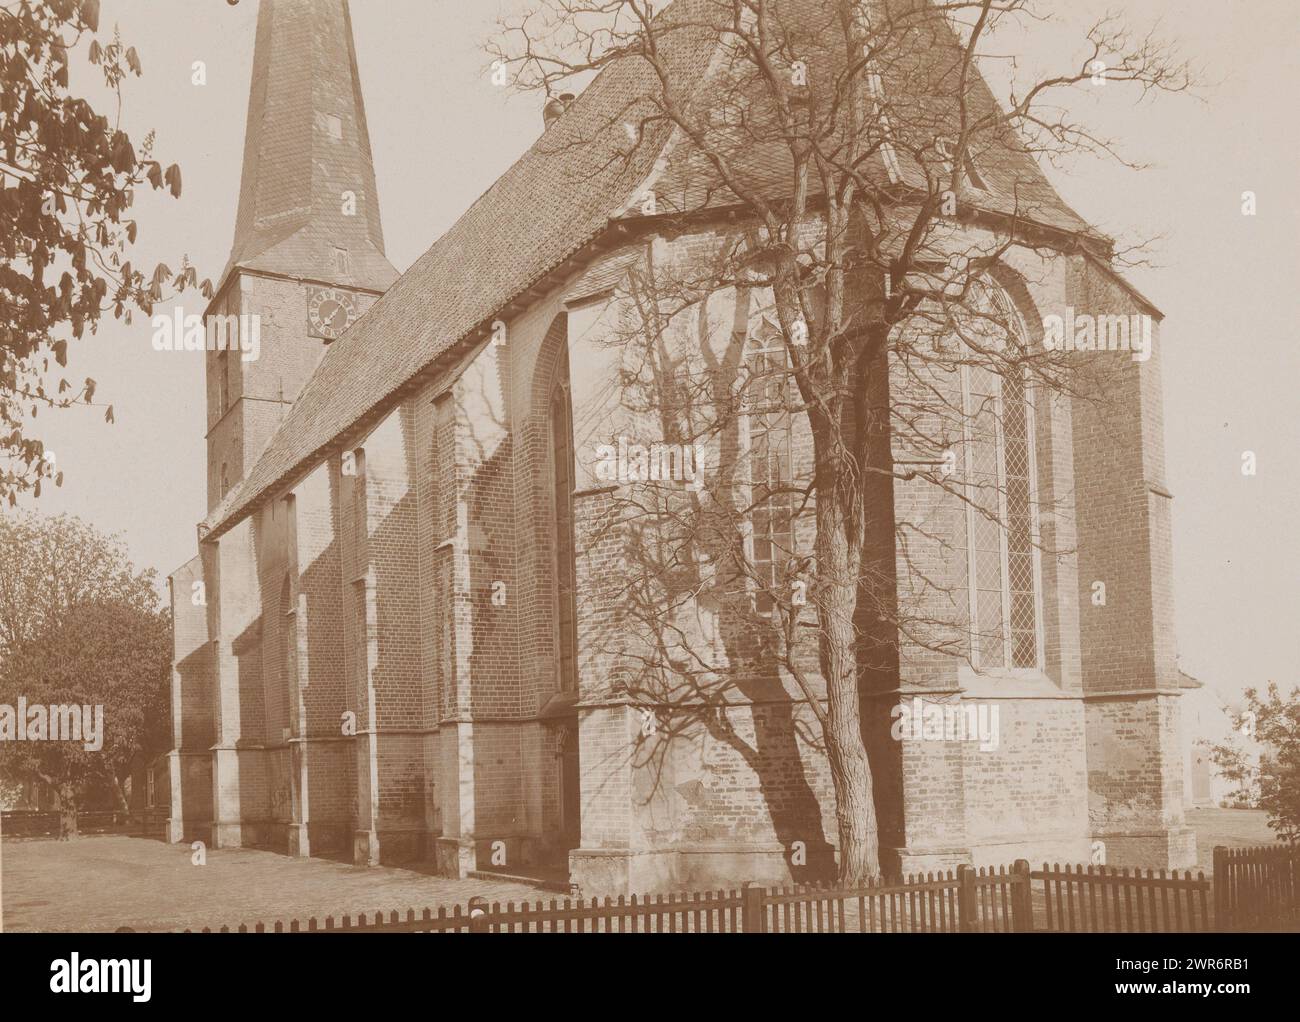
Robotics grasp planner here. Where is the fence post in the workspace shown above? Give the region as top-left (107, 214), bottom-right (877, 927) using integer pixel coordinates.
top-left (1010, 859), bottom-right (1032, 933)
top-left (957, 865), bottom-right (978, 933)
top-left (1212, 847), bottom-right (1229, 932)
top-left (741, 883), bottom-right (766, 933)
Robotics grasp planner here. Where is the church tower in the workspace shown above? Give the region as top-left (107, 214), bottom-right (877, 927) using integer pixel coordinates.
top-left (205, 0), bottom-right (397, 512)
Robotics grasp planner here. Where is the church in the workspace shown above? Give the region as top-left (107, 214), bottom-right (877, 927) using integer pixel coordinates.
top-left (160, 0), bottom-right (1196, 894)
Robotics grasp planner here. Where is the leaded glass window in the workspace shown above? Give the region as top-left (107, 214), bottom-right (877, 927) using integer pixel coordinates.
top-left (961, 287), bottom-right (1041, 671)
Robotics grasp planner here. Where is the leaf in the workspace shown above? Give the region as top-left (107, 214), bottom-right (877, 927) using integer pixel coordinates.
top-left (52, 339), bottom-right (67, 366)
top-left (125, 48), bottom-right (142, 76)
top-left (145, 162), bottom-right (162, 190)
top-left (82, 0), bottom-right (101, 32)
top-left (164, 163), bottom-right (182, 198)
top-left (110, 135), bottom-right (136, 173)
top-left (89, 40), bottom-right (103, 64)
top-left (104, 405), bottom-right (114, 424)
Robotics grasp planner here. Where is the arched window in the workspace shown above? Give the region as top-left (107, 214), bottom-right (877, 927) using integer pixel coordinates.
top-left (549, 350), bottom-right (578, 693)
top-left (961, 284), bottom-right (1041, 671)
top-left (745, 323), bottom-right (795, 615)
top-left (280, 573), bottom-right (297, 737)
top-left (217, 349), bottom-right (230, 415)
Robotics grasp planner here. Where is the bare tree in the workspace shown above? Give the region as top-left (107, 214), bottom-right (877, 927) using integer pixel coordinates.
top-left (492, 0), bottom-right (1194, 882)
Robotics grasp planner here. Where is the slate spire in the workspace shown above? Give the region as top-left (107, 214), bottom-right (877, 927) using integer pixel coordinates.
top-left (224, 0), bottom-right (397, 293)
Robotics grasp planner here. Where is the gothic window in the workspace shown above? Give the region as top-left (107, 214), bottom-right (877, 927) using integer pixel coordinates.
top-left (333, 246), bottom-right (351, 276)
top-left (746, 332), bottom-right (795, 615)
top-left (349, 448), bottom-right (367, 563)
top-left (431, 393), bottom-right (456, 540)
top-left (430, 394), bottom-right (457, 715)
top-left (436, 550), bottom-right (455, 716)
top-left (352, 578), bottom-right (368, 693)
top-left (217, 349), bottom-right (230, 415)
top-left (549, 355), bottom-right (578, 693)
top-left (961, 288), bottom-right (1041, 672)
top-left (556, 722), bottom-right (580, 845)
top-left (345, 446), bottom-right (370, 696)
top-left (280, 573), bottom-right (298, 740)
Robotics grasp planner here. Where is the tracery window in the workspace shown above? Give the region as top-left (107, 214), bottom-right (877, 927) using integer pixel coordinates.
top-left (961, 285), bottom-right (1041, 671)
top-left (746, 330), bottom-right (796, 615)
top-left (549, 352), bottom-right (578, 692)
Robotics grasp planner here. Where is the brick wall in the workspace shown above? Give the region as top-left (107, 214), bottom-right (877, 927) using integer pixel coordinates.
top-left (1066, 254), bottom-right (1194, 868)
top-left (205, 272), bottom-right (381, 513)
top-left (169, 226), bottom-right (1190, 886)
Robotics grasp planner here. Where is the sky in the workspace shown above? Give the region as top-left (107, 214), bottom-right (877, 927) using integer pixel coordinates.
top-left (12, 0), bottom-right (1299, 703)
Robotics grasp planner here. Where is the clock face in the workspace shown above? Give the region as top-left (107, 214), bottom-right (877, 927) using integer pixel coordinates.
top-left (308, 287), bottom-right (357, 340)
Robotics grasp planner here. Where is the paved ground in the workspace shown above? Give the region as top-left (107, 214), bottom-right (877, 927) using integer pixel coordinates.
top-left (0, 835), bottom-right (544, 933)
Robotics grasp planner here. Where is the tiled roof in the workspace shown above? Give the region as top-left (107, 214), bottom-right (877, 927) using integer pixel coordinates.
top-left (651, 0), bottom-right (1099, 239)
top-left (872, 0), bottom-right (1099, 238)
top-left (207, 0), bottom-right (1100, 538)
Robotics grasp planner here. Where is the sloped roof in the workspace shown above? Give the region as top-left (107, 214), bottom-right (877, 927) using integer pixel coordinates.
top-left (206, 0), bottom-right (1102, 539)
top-left (223, 0), bottom-right (396, 294)
top-left (651, 0), bottom-right (1098, 239)
top-left (870, 0), bottom-right (1098, 238)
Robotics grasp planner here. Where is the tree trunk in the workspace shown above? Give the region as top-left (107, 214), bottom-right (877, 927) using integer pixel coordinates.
top-left (824, 688), bottom-right (880, 883)
top-left (56, 782), bottom-right (78, 840)
top-left (815, 482), bottom-right (881, 884)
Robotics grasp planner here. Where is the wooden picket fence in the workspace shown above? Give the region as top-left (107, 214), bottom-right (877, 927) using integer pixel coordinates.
top-left (180, 844), bottom-right (1298, 934)
top-left (1214, 842), bottom-right (1300, 931)
top-left (1033, 863), bottom-right (1211, 932)
top-left (184, 863), bottom-right (1027, 933)
top-left (759, 863), bottom-right (1025, 933)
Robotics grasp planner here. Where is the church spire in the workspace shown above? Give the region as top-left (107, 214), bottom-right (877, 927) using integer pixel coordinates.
top-left (224, 0), bottom-right (397, 294)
